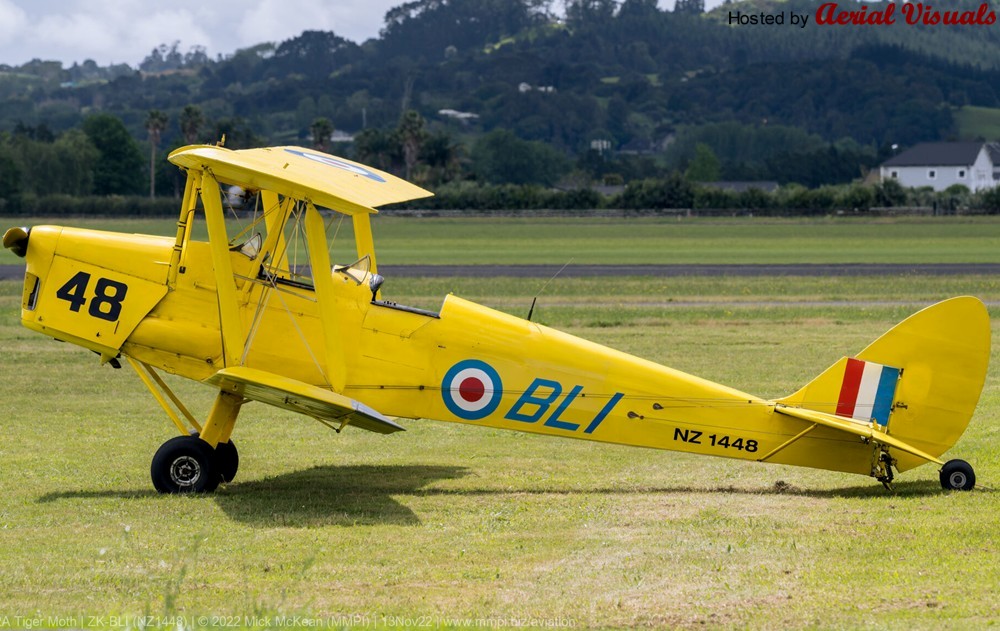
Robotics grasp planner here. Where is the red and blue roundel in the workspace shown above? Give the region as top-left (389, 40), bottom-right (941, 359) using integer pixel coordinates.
top-left (441, 360), bottom-right (503, 420)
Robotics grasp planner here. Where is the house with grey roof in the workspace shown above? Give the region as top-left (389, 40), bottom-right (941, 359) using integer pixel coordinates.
top-left (880, 142), bottom-right (998, 192)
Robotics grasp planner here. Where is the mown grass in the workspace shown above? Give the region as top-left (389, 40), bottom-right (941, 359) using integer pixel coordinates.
top-left (955, 105), bottom-right (1000, 140)
top-left (383, 274), bottom-right (1000, 319)
top-left (2, 274), bottom-right (1000, 629)
top-left (3, 215), bottom-right (1000, 266)
top-left (368, 216), bottom-right (1000, 265)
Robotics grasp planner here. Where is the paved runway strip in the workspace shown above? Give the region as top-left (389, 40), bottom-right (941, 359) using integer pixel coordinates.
top-left (3, 262), bottom-right (1000, 281)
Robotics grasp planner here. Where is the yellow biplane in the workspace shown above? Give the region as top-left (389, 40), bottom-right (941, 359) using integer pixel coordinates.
top-left (3, 145), bottom-right (990, 493)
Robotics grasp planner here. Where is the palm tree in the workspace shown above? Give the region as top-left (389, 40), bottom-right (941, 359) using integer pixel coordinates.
top-left (145, 109), bottom-right (168, 198)
top-left (179, 105), bottom-right (205, 145)
top-left (397, 110), bottom-right (427, 181)
top-left (310, 117), bottom-right (334, 152)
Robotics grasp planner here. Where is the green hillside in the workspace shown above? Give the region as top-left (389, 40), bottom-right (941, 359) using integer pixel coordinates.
top-left (955, 105), bottom-right (1000, 140)
top-left (4, 0), bottom-right (1000, 195)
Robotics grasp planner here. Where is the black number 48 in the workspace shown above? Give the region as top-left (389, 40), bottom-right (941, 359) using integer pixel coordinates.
top-left (55, 272), bottom-right (128, 322)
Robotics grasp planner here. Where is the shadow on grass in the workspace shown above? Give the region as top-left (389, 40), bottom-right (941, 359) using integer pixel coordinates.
top-left (680, 479), bottom-right (950, 498)
top-left (37, 468), bottom-right (979, 527)
top-left (410, 479), bottom-right (961, 499)
top-left (37, 464), bottom-right (470, 528)
top-left (215, 464), bottom-right (469, 527)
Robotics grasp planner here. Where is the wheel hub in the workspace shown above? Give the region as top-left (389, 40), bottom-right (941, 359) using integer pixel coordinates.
top-left (169, 455), bottom-right (202, 487)
top-left (948, 471), bottom-right (967, 488)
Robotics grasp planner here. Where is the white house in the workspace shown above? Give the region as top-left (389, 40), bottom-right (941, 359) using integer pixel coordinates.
top-left (880, 142), bottom-right (998, 192)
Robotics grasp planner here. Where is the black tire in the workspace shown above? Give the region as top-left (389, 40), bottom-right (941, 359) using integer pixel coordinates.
top-left (151, 435), bottom-right (220, 493)
top-left (214, 440), bottom-right (239, 484)
top-left (940, 459), bottom-right (976, 491)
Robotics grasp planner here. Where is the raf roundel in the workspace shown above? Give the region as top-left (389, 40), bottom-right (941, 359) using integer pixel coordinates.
top-left (441, 360), bottom-right (504, 421)
top-left (283, 148), bottom-right (387, 183)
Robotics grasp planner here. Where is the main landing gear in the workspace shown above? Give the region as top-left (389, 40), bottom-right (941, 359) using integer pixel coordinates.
top-left (128, 359), bottom-right (244, 494)
top-left (150, 435), bottom-right (240, 493)
top-left (940, 459), bottom-right (976, 491)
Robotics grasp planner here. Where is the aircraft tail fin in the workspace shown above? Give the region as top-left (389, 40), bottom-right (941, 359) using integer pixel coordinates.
top-left (776, 297), bottom-right (990, 472)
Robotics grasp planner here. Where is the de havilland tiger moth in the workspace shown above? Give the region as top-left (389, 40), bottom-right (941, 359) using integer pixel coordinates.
top-left (2, 144), bottom-right (990, 493)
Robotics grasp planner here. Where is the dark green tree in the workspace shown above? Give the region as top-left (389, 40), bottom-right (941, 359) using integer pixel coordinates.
top-left (874, 178), bottom-right (907, 207)
top-left (52, 129), bottom-right (99, 195)
top-left (145, 109), bottom-right (169, 198)
top-left (397, 110), bottom-right (427, 181)
top-left (566, 0), bottom-right (616, 27)
top-left (353, 127), bottom-right (401, 173)
top-left (380, 0), bottom-right (547, 59)
top-left (975, 186), bottom-right (1000, 214)
top-left (269, 31), bottom-right (361, 81)
top-left (619, 174), bottom-right (695, 209)
top-left (3, 130), bottom-right (98, 196)
top-left (211, 118), bottom-right (259, 149)
top-left (838, 184), bottom-right (875, 211)
top-left (81, 114), bottom-right (144, 196)
top-left (420, 131), bottom-right (463, 185)
top-left (0, 149), bottom-right (21, 210)
top-left (685, 143), bottom-right (721, 182)
top-left (179, 105), bottom-right (205, 145)
top-left (310, 117), bottom-right (334, 151)
top-left (674, 0), bottom-right (704, 15)
top-left (471, 129), bottom-right (568, 186)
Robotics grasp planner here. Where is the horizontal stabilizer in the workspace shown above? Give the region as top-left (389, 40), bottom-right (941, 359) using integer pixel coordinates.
top-left (774, 404), bottom-right (944, 466)
top-left (205, 367), bottom-right (404, 434)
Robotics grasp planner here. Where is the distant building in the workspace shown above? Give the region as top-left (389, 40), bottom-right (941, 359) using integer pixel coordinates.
top-left (438, 109), bottom-right (480, 122)
top-left (517, 83), bottom-right (555, 93)
top-left (880, 142), bottom-right (999, 192)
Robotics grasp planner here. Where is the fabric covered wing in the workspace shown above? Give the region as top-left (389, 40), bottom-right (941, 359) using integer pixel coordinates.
top-left (168, 145), bottom-right (433, 214)
top-left (205, 367), bottom-right (404, 434)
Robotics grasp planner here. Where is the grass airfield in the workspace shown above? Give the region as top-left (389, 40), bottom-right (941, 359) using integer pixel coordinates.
top-left (1, 216), bottom-right (999, 629)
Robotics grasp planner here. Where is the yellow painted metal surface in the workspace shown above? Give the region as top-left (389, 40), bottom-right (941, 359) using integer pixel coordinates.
top-left (199, 390), bottom-right (243, 448)
top-left (199, 172), bottom-right (245, 367)
top-left (168, 145), bottom-right (433, 214)
top-left (304, 202), bottom-right (348, 392)
top-left (19, 227), bottom-right (169, 354)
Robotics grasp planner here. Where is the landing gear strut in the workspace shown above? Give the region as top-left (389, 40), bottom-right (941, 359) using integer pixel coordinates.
top-left (874, 450), bottom-right (895, 490)
top-left (131, 359), bottom-right (245, 493)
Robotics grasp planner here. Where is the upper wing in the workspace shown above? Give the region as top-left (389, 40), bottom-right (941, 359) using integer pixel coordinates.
top-left (168, 145), bottom-right (433, 215)
top-left (205, 367), bottom-right (404, 434)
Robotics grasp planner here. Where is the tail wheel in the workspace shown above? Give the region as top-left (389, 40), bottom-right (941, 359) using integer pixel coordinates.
top-left (215, 440), bottom-right (239, 483)
top-left (151, 435), bottom-right (220, 493)
top-left (940, 459), bottom-right (976, 491)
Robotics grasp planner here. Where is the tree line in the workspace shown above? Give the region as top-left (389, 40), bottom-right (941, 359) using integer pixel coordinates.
top-left (4, 0), bottom-right (1000, 157)
top-left (396, 176), bottom-right (1000, 215)
top-left (0, 104), bottom-right (887, 207)
top-left (3, 106), bottom-right (999, 216)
